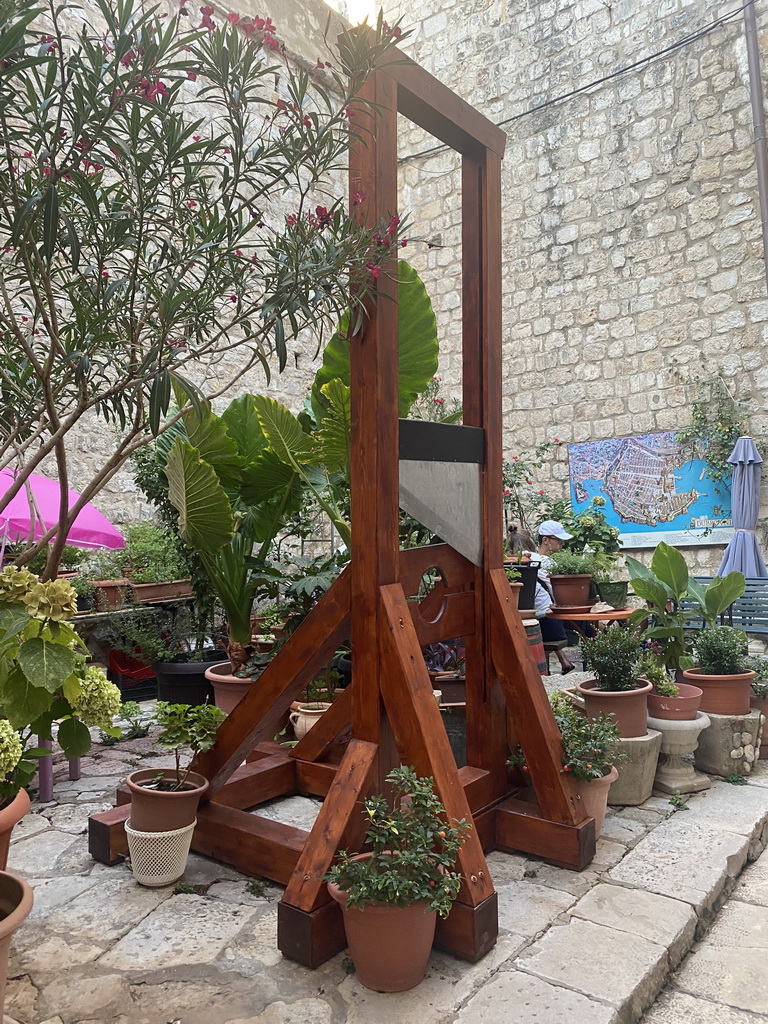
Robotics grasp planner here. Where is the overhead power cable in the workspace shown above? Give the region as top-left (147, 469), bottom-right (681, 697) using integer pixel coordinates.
top-left (398, 1), bottom-right (750, 164)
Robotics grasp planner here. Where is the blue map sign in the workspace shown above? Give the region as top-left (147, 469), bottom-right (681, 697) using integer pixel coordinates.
top-left (568, 432), bottom-right (733, 548)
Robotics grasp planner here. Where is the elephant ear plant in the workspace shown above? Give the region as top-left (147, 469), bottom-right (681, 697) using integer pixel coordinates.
top-left (627, 542), bottom-right (745, 673)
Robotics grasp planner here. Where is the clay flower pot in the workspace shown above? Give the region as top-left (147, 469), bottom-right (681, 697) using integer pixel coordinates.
top-left (549, 573), bottom-right (591, 609)
top-left (204, 660), bottom-right (254, 714)
top-left (575, 765), bottom-right (618, 839)
top-left (682, 669), bottom-right (756, 717)
top-left (327, 853), bottom-right (437, 992)
top-left (576, 678), bottom-right (653, 738)
top-left (0, 871), bottom-right (33, 1020)
top-left (126, 768), bottom-right (209, 833)
top-left (0, 790), bottom-right (30, 872)
top-left (647, 682), bottom-right (703, 721)
top-left (289, 702), bottom-right (332, 740)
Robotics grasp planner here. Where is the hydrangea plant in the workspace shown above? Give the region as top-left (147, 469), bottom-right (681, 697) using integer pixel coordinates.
top-left (0, 565), bottom-right (121, 804)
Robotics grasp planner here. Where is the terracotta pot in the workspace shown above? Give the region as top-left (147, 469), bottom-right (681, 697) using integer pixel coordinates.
top-left (751, 695), bottom-right (768, 757)
top-left (549, 574), bottom-right (591, 608)
top-left (289, 702), bottom-right (332, 740)
top-left (576, 678), bottom-right (652, 738)
top-left (683, 669), bottom-right (756, 716)
top-left (126, 768), bottom-right (209, 833)
top-left (0, 871), bottom-right (33, 1019)
top-left (204, 660), bottom-right (253, 714)
top-left (575, 765), bottom-right (618, 839)
top-left (327, 854), bottom-right (436, 992)
top-left (507, 581), bottom-right (522, 609)
top-left (93, 579), bottom-right (128, 611)
top-left (129, 579), bottom-right (194, 603)
top-left (0, 790), bottom-right (30, 872)
top-left (647, 682), bottom-right (703, 721)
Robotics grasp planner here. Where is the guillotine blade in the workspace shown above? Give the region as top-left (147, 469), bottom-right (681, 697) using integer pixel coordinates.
top-left (398, 420), bottom-right (484, 566)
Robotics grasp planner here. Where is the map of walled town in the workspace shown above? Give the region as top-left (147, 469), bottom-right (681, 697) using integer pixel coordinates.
top-left (568, 433), bottom-right (702, 527)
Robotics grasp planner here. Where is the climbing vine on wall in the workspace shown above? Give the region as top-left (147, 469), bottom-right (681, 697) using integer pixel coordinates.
top-left (676, 372), bottom-right (748, 496)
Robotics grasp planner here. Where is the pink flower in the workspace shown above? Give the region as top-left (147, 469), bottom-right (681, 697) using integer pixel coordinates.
top-left (227, 12), bottom-right (239, 23)
top-left (504, 488), bottom-right (511, 496)
top-left (365, 262), bottom-right (381, 279)
top-left (187, 71), bottom-right (197, 81)
top-left (351, 190), bottom-right (366, 206)
top-left (286, 214), bottom-right (297, 227)
top-left (538, 490), bottom-right (545, 496)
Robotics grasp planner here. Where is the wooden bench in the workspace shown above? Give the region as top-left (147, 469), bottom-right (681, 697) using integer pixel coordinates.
top-left (683, 576), bottom-right (768, 636)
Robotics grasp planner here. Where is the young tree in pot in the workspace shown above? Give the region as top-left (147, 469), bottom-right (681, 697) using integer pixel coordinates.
top-left (684, 627), bottom-right (755, 716)
top-left (577, 625), bottom-right (651, 738)
top-left (324, 766), bottom-right (471, 992)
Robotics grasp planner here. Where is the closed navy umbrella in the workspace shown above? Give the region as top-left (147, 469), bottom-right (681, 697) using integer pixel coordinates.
top-left (717, 436), bottom-right (768, 577)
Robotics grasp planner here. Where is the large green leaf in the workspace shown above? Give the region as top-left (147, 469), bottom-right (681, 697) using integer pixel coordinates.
top-left (183, 400), bottom-right (240, 475)
top-left (221, 394), bottom-right (267, 465)
top-left (240, 450), bottom-right (300, 504)
top-left (315, 379), bottom-right (351, 472)
top-left (650, 542), bottom-right (689, 599)
top-left (165, 439), bottom-right (235, 554)
top-left (625, 555), bottom-right (653, 583)
top-left (630, 577), bottom-right (671, 610)
top-left (313, 260), bottom-right (438, 417)
top-left (0, 605), bottom-right (31, 641)
top-left (251, 395), bottom-right (318, 466)
top-left (58, 717), bottom-right (93, 758)
top-left (0, 667), bottom-right (55, 730)
top-left (17, 637), bottom-right (76, 692)
top-left (703, 572), bottom-right (746, 625)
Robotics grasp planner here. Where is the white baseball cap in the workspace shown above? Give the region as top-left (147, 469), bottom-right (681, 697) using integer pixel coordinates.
top-left (538, 520), bottom-right (573, 541)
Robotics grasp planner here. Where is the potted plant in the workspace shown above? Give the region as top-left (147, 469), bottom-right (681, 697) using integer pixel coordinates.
top-left (71, 573), bottom-right (96, 612)
top-left (639, 649), bottom-right (703, 721)
top-left (576, 625), bottom-right (651, 737)
top-left (627, 542), bottom-right (745, 677)
top-left (324, 766), bottom-right (471, 992)
top-left (684, 626), bottom-right (755, 716)
top-left (120, 523), bottom-right (193, 603)
top-left (546, 549), bottom-right (598, 609)
top-left (0, 566), bottom-right (122, 865)
top-left (87, 550), bottom-right (130, 611)
top-left (125, 701), bottom-right (225, 886)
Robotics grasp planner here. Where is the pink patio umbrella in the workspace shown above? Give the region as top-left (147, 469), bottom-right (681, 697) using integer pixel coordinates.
top-left (0, 467), bottom-right (125, 550)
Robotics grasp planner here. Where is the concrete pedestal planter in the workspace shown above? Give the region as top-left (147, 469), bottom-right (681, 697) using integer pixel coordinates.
top-left (608, 729), bottom-right (662, 806)
top-left (647, 712), bottom-right (711, 794)
top-left (694, 708), bottom-right (764, 777)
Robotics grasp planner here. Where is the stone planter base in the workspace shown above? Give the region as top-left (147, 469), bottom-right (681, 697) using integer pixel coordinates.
top-left (694, 709), bottom-right (764, 778)
top-left (608, 729), bottom-right (662, 806)
top-left (647, 712), bottom-right (711, 794)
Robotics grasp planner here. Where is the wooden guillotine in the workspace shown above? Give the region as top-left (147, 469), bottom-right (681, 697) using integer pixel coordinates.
top-left (89, 42), bottom-right (596, 968)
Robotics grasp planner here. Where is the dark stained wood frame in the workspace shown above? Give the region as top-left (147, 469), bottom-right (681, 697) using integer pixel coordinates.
top-left (88, 42), bottom-right (596, 970)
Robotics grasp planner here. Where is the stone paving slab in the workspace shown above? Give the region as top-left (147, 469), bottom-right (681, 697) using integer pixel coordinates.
top-left (672, 901), bottom-right (768, 1014)
top-left (514, 917), bottom-right (669, 1022)
top-left (454, 969), bottom-right (620, 1024)
top-left (642, 990), bottom-right (765, 1024)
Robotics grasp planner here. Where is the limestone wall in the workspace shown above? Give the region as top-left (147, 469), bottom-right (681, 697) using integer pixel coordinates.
top-left (382, 0), bottom-right (768, 571)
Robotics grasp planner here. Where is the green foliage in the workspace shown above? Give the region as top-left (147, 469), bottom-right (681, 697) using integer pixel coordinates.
top-left (636, 651), bottom-right (675, 691)
top-left (748, 656), bottom-right (768, 700)
top-left (502, 442), bottom-right (565, 536)
top-left (5, 544), bottom-right (84, 576)
top-left (408, 376), bottom-right (462, 424)
top-left (723, 773), bottom-right (748, 785)
top-left (627, 542), bottom-right (746, 672)
top-left (694, 627), bottom-right (748, 676)
top-left (546, 550), bottom-right (598, 576)
top-left (0, 0), bottom-right (407, 579)
top-left (580, 625), bottom-right (642, 691)
top-left (118, 523), bottom-right (188, 585)
top-left (566, 497), bottom-right (621, 555)
top-left (324, 766), bottom-right (471, 918)
top-left (151, 701), bottom-right (226, 787)
top-left (669, 791), bottom-right (689, 810)
top-left (0, 566), bottom-right (120, 802)
top-left (549, 691), bottom-right (623, 780)
top-left (676, 372), bottom-right (746, 499)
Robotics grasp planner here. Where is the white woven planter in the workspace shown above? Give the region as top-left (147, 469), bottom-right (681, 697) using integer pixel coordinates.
top-left (125, 818), bottom-right (196, 887)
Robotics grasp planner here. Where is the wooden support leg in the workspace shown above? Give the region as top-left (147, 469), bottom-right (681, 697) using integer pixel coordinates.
top-left (279, 739), bottom-right (378, 966)
top-left (379, 583), bottom-right (497, 962)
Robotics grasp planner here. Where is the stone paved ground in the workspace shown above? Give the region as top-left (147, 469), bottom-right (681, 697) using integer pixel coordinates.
top-left (6, 694), bottom-right (768, 1024)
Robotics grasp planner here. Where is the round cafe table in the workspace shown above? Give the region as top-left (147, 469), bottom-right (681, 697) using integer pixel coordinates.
top-left (546, 606), bottom-right (634, 640)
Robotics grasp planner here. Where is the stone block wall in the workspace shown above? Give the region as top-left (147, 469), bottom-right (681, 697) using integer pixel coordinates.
top-left (379, 0), bottom-right (768, 571)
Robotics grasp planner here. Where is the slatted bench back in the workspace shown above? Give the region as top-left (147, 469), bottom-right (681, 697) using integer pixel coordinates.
top-left (684, 576), bottom-right (768, 635)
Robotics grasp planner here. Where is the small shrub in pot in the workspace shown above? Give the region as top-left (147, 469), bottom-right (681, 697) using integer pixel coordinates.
top-left (580, 626), bottom-right (642, 691)
top-left (694, 627), bottom-right (748, 676)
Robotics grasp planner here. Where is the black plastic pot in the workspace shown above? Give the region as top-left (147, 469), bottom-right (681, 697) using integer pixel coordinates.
top-left (152, 657), bottom-right (216, 706)
top-left (509, 561), bottom-right (540, 612)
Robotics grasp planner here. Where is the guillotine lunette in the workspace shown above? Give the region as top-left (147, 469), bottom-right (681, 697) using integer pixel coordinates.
top-left (89, 44), bottom-right (596, 968)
